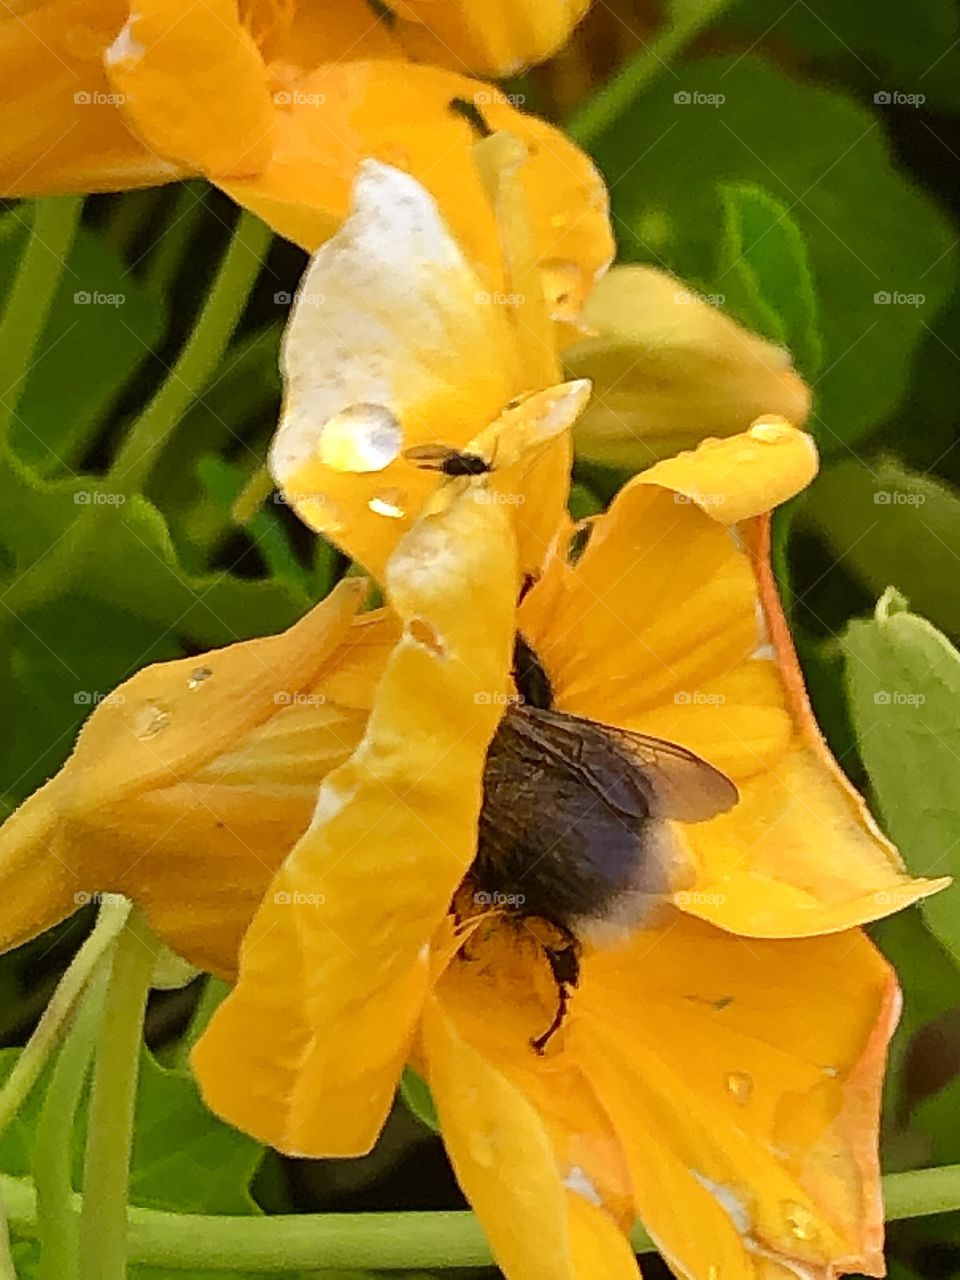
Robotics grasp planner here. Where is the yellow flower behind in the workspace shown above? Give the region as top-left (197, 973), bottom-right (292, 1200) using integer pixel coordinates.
top-left (0, 0), bottom-right (610, 312)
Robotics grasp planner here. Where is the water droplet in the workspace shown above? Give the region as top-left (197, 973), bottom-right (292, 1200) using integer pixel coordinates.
top-left (368, 489), bottom-right (406, 519)
top-left (822, 1064), bottom-right (840, 1078)
top-left (783, 1201), bottom-right (820, 1242)
top-left (133, 699), bottom-right (171, 740)
top-left (187, 666), bottom-right (213, 690)
top-left (749, 418), bottom-right (791, 444)
top-left (707, 1266), bottom-right (720, 1280)
top-left (318, 403), bottom-right (402, 473)
top-left (726, 1071), bottom-right (753, 1103)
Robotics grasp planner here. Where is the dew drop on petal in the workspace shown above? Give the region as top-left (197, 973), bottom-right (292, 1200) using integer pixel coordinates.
top-left (725, 1071), bottom-right (753, 1104)
top-left (749, 418), bottom-right (792, 444)
top-left (783, 1201), bottom-right (820, 1242)
top-left (133, 699), bottom-right (171, 740)
top-left (368, 489), bottom-right (406, 519)
top-left (187, 666), bottom-right (213, 690)
top-left (708, 1267), bottom-right (720, 1280)
top-left (317, 403), bottom-right (402, 473)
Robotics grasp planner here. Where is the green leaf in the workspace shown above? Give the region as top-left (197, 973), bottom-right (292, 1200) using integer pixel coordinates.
top-left (801, 459), bottom-right (960, 640)
top-left (0, 449), bottom-right (309, 646)
top-left (842, 591), bottom-right (960, 963)
top-left (0, 216), bottom-right (166, 475)
top-left (717, 181), bottom-right (822, 378)
top-left (399, 1068), bottom-right (440, 1134)
top-left (592, 55), bottom-right (957, 448)
top-left (726, 0), bottom-right (960, 111)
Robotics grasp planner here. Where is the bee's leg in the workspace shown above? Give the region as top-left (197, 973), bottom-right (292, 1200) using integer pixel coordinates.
top-left (531, 941), bottom-right (580, 1055)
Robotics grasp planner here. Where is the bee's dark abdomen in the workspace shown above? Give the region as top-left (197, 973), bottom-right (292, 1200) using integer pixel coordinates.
top-left (475, 705), bottom-right (664, 930)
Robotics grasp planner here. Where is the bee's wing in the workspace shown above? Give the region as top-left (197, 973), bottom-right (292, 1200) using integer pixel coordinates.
top-left (404, 444), bottom-right (456, 467)
top-left (600, 723), bottom-right (739, 822)
top-left (518, 706), bottom-right (737, 824)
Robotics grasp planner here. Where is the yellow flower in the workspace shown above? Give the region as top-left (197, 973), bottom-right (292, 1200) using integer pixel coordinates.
top-left (188, 426), bottom-right (944, 1280)
top-left (0, 0), bottom-right (609, 306)
top-left (564, 265), bottom-right (813, 469)
top-left (269, 154), bottom-right (589, 582)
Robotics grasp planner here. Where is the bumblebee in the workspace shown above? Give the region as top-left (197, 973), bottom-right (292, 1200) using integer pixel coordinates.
top-left (468, 636), bottom-right (738, 1052)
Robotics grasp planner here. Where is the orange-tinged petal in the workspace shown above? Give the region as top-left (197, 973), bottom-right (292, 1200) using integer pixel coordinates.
top-left (221, 60), bottom-right (612, 299)
top-left (421, 921), bottom-right (638, 1280)
top-left (0, 0), bottom-right (179, 196)
top-left (104, 0), bottom-right (275, 177)
top-left (271, 160), bottom-right (584, 580)
top-left (0, 580), bottom-right (367, 969)
top-left (391, 0), bottom-right (590, 76)
top-left (193, 486), bottom-right (518, 1156)
top-left (520, 430), bottom-right (946, 936)
top-left (572, 913), bottom-right (896, 1280)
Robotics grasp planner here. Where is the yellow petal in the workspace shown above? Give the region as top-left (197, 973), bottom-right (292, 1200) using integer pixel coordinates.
top-left (0, 0), bottom-right (179, 196)
top-left (221, 60), bottom-right (612, 301)
top-left (272, 160), bottom-right (583, 580)
top-left (572, 913), bottom-right (896, 1280)
top-left (420, 918), bottom-right (638, 1280)
top-left (0, 580), bottom-right (366, 969)
top-left (391, 0), bottom-right (590, 76)
top-left (565, 267), bottom-right (811, 469)
top-left (192, 486), bottom-right (518, 1156)
top-left (104, 0), bottom-right (275, 177)
top-left (520, 435), bottom-right (945, 936)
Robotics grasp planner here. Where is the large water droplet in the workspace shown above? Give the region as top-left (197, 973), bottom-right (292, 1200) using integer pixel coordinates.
top-left (783, 1201), bottom-right (820, 1242)
top-left (318, 403), bottom-right (402, 473)
top-left (187, 666), bottom-right (213, 690)
top-left (726, 1071), bottom-right (753, 1104)
top-left (133, 699), bottom-right (171, 740)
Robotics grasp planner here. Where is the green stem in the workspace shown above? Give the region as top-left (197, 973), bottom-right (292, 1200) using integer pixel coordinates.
top-left (0, 896), bottom-right (130, 1138)
top-left (0, 195), bottom-right (84, 443)
top-left (34, 970), bottom-right (109, 1280)
top-left (566, 0), bottom-right (735, 146)
top-left (0, 1188), bottom-right (15, 1280)
top-left (0, 1165), bottom-right (958, 1273)
top-left (110, 210), bottom-right (272, 490)
top-left (143, 183), bottom-right (209, 296)
top-left (78, 908), bottom-right (155, 1280)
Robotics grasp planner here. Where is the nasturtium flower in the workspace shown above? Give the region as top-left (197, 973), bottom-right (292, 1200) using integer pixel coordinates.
top-left (564, 265), bottom-right (813, 468)
top-left (189, 423), bottom-right (944, 1280)
top-left (0, 0), bottom-right (609, 304)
